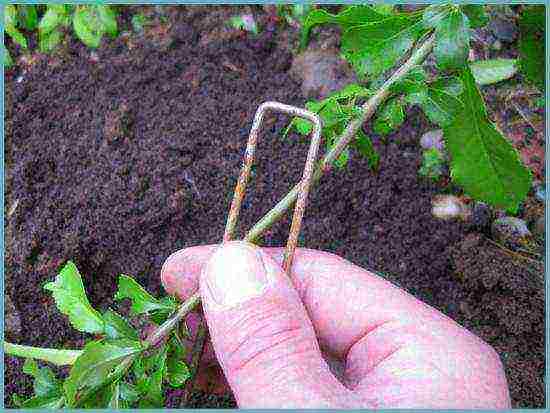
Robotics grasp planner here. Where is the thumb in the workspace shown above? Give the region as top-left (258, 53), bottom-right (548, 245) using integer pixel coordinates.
top-left (199, 241), bottom-right (350, 408)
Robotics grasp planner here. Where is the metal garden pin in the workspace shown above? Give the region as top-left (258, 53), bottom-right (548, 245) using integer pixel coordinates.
top-left (223, 101), bottom-right (322, 275)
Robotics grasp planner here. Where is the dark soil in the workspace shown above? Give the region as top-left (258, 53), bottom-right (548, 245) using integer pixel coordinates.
top-left (4, 6), bottom-right (545, 408)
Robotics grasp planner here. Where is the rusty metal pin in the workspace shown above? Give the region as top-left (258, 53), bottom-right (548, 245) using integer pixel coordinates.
top-left (223, 101), bottom-right (322, 275)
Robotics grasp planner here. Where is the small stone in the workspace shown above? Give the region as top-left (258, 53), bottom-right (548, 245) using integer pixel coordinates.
top-left (533, 215), bottom-right (545, 238)
top-left (420, 129), bottom-right (445, 153)
top-left (489, 17), bottom-right (518, 43)
top-left (491, 216), bottom-right (532, 250)
top-left (5, 294), bottom-right (21, 337)
top-left (534, 185), bottom-right (545, 203)
top-left (432, 195), bottom-right (472, 221)
top-left (289, 48), bottom-right (358, 100)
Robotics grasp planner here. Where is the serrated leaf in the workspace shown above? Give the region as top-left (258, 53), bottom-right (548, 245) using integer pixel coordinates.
top-left (328, 83), bottom-right (372, 101)
top-left (432, 8), bottom-right (470, 71)
top-left (43, 261), bottom-right (104, 334)
top-left (373, 98), bottom-right (405, 135)
top-left (38, 5), bottom-right (65, 35)
top-left (64, 339), bottom-right (143, 407)
top-left (6, 25), bottom-right (28, 49)
top-left (293, 118), bottom-right (313, 135)
top-left (372, 5), bottom-right (394, 16)
top-left (96, 5), bottom-right (117, 37)
top-left (355, 130), bottom-right (379, 170)
top-left (460, 5), bottom-right (488, 28)
top-left (469, 58), bottom-right (518, 85)
top-left (23, 359), bottom-right (63, 398)
top-left (422, 4), bottom-right (452, 28)
top-left (444, 68), bottom-right (531, 211)
top-left (18, 5), bottom-right (39, 30)
top-left (73, 6), bottom-right (103, 48)
top-left (39, 29), bottom-right (63, 53)
top-left (518, 5), bottom-right (545, 91)
top-left (342, 14), bottom-right (427, 78)
top-left (115, 274), bottom-right (176, 316)
top-left (102, 309), bottom-right (139, 340)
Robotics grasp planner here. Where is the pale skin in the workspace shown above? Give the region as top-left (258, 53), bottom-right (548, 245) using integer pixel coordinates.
top-left (161, 241), bottom-right (511, 408)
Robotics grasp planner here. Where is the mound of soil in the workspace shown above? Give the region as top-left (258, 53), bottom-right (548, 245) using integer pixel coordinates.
top-left (4, 7), bottom-right (544, 408)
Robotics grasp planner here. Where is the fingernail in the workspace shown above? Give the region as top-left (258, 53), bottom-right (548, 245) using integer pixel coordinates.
top-left (203, 241), bottom-right (270, 308)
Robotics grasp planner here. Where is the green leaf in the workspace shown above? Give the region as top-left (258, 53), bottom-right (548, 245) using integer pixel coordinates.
top-left (18, 5), bottom-right (39, 30)
top-left (119, 382), bottom-right (140, 403)
top-left (115, 274), bottom-right (177, 316)
top-left (131, 13), bottom-right (150, 32)
top-left (432, 8), bottom-right (470, 71)
top-left (419, 148), bottom-right (446, 181)
top-left (342, 13), bottom-right (426, 78)
top-left (4, 342), bottom-right (82, 366)
top-left (14, 394), bottom-right (65, 409)
top-left (64, 339), bottom-right (143, 406)
top-left (373, 98), bottom-right (405, 135)
top-left (6, 25), bottom-right (28, 49)
top-left (372, 5), bottom-right (394, 16)
top-left (138, 345), bottom-right (168, 408)
top-left (444, 68), bottom-right (531, 211)
top-left (23, 359), bottom-right (63, 398)
top-left (73, 6), bottom-right (103, 48)
top-left (328, 83), bottom-right (372, 101)
top-left (469, 58), bottom-right (518, 85)
top-left (108, 382), bottom-right (121, 408)
top-left (102, 310), bottom-right (139, 340)
top-left (354, 130), bottom-right (379, 170)
top-left (96, 5), bottom-right (117, 37)
top-left (460, 5), bottom-right (488, 28)
top-left (518, 5), bottom-right (545, 91)
top-left (39, 29), bottom-right (63, 53)
top-left (4, 4), bottom-right (17, 27)
top-left (38, 5), bottom-right (65, 35)
top-left (303, 5), bottom-right (386, 32)
top-left (167, 359), bottom-right (191, 388)
top-left (43, 261), bottom-right (105, 334)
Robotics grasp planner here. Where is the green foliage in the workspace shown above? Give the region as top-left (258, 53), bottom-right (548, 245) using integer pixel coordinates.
top-left (43, 261), bottom-right (105, 334)
top-left (38, 5), bottom-right (71, 53)
top-left (469, 58), bottom-right (518, 86)
top-left (285, 84), bottom-right (379, 169)
top-left (131, 13), bottom-right (152, 32)
top-left (373, 98), bottom-right (405, 135)
top-left (419, 148), bottom-right (446, 181)
top-left (444, 68), bottom-right (531, 211)
top-left (293, 3), bottom-right (531, 210)
top-left (73, 5), bottom-right (118, 48)
top-left (10, 262), bottom-right (192, 408)
top-left (228, 14), bottom-right (258, 35)
top-left (5, 4), bottom-right (28, 50)
top-left (18, 5), bottom-right (39, 31)
top-left (518, 5), bottom-right (545, 91)
top-left (115, 275), bottom-right (177, 319)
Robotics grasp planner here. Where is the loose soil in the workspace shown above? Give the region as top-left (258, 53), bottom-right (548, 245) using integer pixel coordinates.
top-left (4, 6), bottom-right (545, 408)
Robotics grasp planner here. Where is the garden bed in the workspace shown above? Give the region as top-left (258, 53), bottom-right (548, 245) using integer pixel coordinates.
top-left (4, 6), bottom-right (545, 408)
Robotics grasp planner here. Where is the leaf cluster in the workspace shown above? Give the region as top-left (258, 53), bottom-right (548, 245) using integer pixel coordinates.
top-left (285, 84), bottom-right (379, 169)
top-left (4, 4), bottom-right (118, 67)
top-left (518, 5), bottom-right (545, 92)
top-left (13, 261), bottom-right (190, 409)
top-left (290, 4), bottom-right (532, 211)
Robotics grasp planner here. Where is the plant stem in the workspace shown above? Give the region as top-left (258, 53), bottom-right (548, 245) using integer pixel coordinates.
top-left (145, 291), bottom-right (201, 347)
top-left (3, 342), bottom-right (82, 366)
top-left (246, 33), bottom-right (436, 243)
top-left (141, 32), bottom-right (437, 356)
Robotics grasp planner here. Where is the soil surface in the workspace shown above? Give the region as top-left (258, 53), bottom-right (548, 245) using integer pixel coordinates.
top-left (4, 6), bottom-right (545, 408)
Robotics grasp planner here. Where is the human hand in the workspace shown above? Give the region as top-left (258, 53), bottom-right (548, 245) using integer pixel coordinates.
top-left (161, 241), bottom-right (511, 408)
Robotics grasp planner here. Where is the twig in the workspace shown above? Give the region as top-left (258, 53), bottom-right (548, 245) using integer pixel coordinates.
top-left (143, 31), bottom-right (438, 370)
top-left (181, 323), bottom-right (209, 407)
top-left (485, 238), bottom-right (543, 266)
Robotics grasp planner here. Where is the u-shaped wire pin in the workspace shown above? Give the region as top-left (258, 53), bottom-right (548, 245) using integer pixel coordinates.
top-left (223, 102), bottom-right (322, 276)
